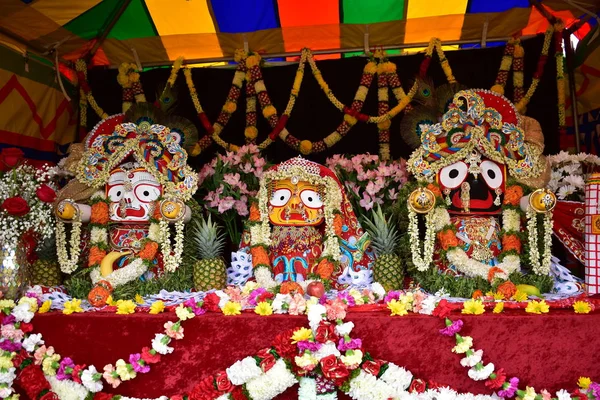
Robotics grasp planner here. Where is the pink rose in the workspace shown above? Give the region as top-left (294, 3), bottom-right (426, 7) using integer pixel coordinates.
top-left (326, 299), bottom-right (347, 321)
top-left (164, 321), bottom-right (184, 340)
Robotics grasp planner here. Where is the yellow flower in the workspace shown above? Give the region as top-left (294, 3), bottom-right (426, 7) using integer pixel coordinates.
top-left (523, 386), bottom-right (537, 400)
top-left (573, 301), bottom-right (591, 314)
top-left (452, 336), bottom-right (473, 354)
top-left (222, 301), bottom-right (242, 316)
top-left (295, 353), bottom-right (318, 369)
top-left (578, 377), bottom-right (591, 389)
top-left (38, 300), bottom-right (51, 314)
top-left (348, 289), bottom-right (364, 305)
top-left (0, 300), bottom-right (15, 310)
top-left (525, 300), bottom-right (549, 314)
top-left (19, 297), bottom-right (38, 312)
top-left (0, 356), bottom-right (13, 369)
top-left (242, 281), bottom-right (259, 295)
top-left (388, 299), bottom-right (408, 316)
top-left (493, 302), bottom-right (504, 314)
top-left (462, 299), bottom-right (485, 315)
top-left (513, 290), bottom-right (528, 302)
top-left (223, 101), bottom-right (237, 114)
top-left (299, 140), bottom-right (312, 155)
top-left (116, 359), bottom-right (136, 381)
top-left (106, 295), bottom-right (116, 306)
top-left (262, 105), bottom-right (277, 119)
top-left (244, 126), bottom-right (258, 141)
top-left (492, 292), bottom-right (505, 300)
top-left (254, 302), bottom-right (273, 316)
top-left (149, 300), bottom-right (165, 314)
top-left (175, 304), bottom-right (194, 320)
top-left (42, 354), bottom-right (60, 376)
top-left (116, 300), bottom-right (136, 315)
top-left (291, 327), bottom-right (313, 343)
top-left (63, 299), bottom-right (83, 315)
top-left (364, 62), bottom-right (377, 75)
top-left (135, 294), bottom-right (144, 304)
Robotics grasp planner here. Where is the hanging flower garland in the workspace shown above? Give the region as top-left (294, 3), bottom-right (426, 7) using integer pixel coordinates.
top-left (55, 208), bottom-right (83, 274)
top-left (244, 66), bottom-right (258, 144)
top-left (75, 59), bottom-right (109, 120)
top-left (117, 63), bottom-right (146, 113)
top-left (375, 50), bottom-right (392, 160)
top-left (490, 38), bottom-right (518, 96)
top-left (512, 40), bottom-right (525, 103)
top-left (554, 21), bottom-right (567, 135)
top-left (526, 207), bottom-right (554, 276)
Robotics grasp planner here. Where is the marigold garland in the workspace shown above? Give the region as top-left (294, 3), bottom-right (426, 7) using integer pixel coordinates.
top-left (554, 21), bottom-right (566, 134)
top-left (491, 38), bottom-right (517, 96)
top-left (117, 62), bottom-right (145, 112)
top-left (75, 59), bottom-right (109, 120)
top-left (512, 40), bottom-right (525, 103)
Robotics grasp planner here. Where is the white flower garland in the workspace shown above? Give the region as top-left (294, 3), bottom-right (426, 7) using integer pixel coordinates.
top-left (158, 219), bottom-right (185, 273)
top-left (245, 359), bottom-right (297, 400)
top-left (89, 258), bottom-right (148, 287)
top-left (298, 377), bottom-right (337, 400)
top-left (407, 208), bottom-right (437, 271)
top-left (46, 375), bottom-right (89, 400)
top-left (527, 208), bottom-right (554, 275)
top-left (56, 218), bottom-right (83, 274)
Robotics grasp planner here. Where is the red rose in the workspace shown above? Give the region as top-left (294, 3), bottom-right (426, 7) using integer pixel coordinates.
top-left (361, 359), bottom-right (384, 377)
top-left (320, 355), bottom-right (349, 386)
top-left (0, 147), bottom-right (24, 170)
top-left (36, 184), bottom-right (56, 203)
top-left (485, 368), bottom-right (506, 389)
top-left (257, 348), bottom-right (272, 359)
top-left (272, 328), bottom-right (298, 359)
top-left (2, 196), bottom-right (30, 217)
top-left (409, 378), bottom-right (427, 393)
top-left (260, 354), bottom-right (276, 373)
top-left (39, 392), bottom-right (59, 400)
top-left (432, 299), bottom-right (453, 318)
top-left (215, 371), bottom-right (233, 393)
top-left (315, 322), bottom-right (337, 344)
top-left (19, 322), bottom-right (33, 333)
top-left (141, 347), bottom-right (161, 364)
top-left (93, 393), bottom-right (114, 400)
top-left (189, 376), bottom-right (220, 400)
top-left (16, 364), bottom-right (51, 399)
top-left (12, 349), bottom-right (29, 368)
top-left (203, 293), bottom-right (221, 312)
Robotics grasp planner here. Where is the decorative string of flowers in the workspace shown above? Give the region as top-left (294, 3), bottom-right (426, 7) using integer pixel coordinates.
top-left (117, 62), bottom-right (146, 113)
top-left (75, 59), bottom-right (109, 120)
top-left (526, 207), bottom-right (554, 276)
top-left (554, 21), bottom-right (567, 135)
top-left (491, 38), bottom-right (518, 96)
top-left (512, 40), bottom-right (525, 103)
top-left (55, 211), bottom-right (82, 274)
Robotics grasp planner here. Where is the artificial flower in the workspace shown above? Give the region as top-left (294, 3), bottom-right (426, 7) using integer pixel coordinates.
top-left (288, 293), bottom-right (306, 315)
top-left (271, 293), bottom-right (291, 314)
top-left (135, 294), bottom-right (144, 304)
top-left (578, 377), bottom-right (591, 389)
top-left (439, 318), bottom-right (463, 336)
top-left (468, 362), bottom-right (495, 381)
top-left (462, 299), bottom-right (485, 315)
top-left (388, 299), bottom-right (408, 316)
top-left (335, 322), bottom-right (354, 337)
top-left (129, 353), bottom-right (150, 374)
top-left (105, 296), bottom-right (116, 306)
top-left (291, 327), bottom-right (313, 343)
top-left (295, 353), bottom-right (318, 371)
top-left (522, 386), bottom-right (537, 400)
top-left (38, 300), bottom-right (51, 314)
top-left (12, 303), bottom-right (34, 323)
top-left (493, 302), bottom-right (504, 313)
top-left (226, 357), bottom-right (262, 385)
top-left (525, 300), bottom-right (549, 314)
top-left (556, 389), bottom-right (572, 400)
top-left (103, 364), bottom-right (120, 389)
top-left (0, 300), bottom-right (15, 311)
top-left (175, 304), bottom-right (194, 320)
top-left (222, 301), bottom-right (242, 316)
top-left (115, 359), bottom-right (136, 381)
top-left (452, 336), bottom-right (473, 354)
top-left (340, 349), bottom-right (363, 369)
top-left (513, 290), bottom-right (528, 302)
top-left (254, 302), bottom-right (273, 316)
top-left (149, 300), bottom-right (165, 314)
top-left (460, 349), bottom-right (483, 367)
top-left (18, 297), bottom-right (38, 313)
top-left (81, 365), bottom-right (103, 393)
top-left (141, 347), bottom-right (161, 364)
top-left (42, 354), bottom-right (61, 376)
top-left (151, 334), bottom-right (173, 355)
top-left (22, 333), bottom-right (43, 353)
top-left (1, 324), bottom-right (23, 341)
top-left (164, 321), bottom-right (184, 340)
top-left (116, 300), bottom-right (136, 315)
top-left (573, 301), bottom-right (591, 314)
top-left (326, 299), bottom-right (347, 321)
top-left (63, 299), bottom-right (83, 315)
top-left (485, 368), bottom-right (507, 389)
top-left (498, 377), bottom-right (519, 398)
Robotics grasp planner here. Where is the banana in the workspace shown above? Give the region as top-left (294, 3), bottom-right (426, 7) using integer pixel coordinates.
top-left (515, 284), bottom-right (541, 297)
top-left (100, 251), bottom-right (131, 277)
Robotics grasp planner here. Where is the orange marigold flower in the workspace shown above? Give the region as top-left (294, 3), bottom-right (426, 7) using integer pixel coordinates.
top-left (139, 241), bottom-right (159, 260)
top-left (251, 246), bottom-right (270, 267)
top-left (333, 214), bottom-right (344, 236)
top-left (90, 202), bottom-right (109, 225)
top-left (249, 203), bottom-right (261, 222)
top-left (487, 267), bottom-right (505, 282)
top-left (497, 281), bottom-right (517, 300)
top-left (88, 246), bottom-right (107, 267)
top-left (472, 289), bottom-right (483, 299)
top-left (427, 183), bottom-right (442, 199)
top-left (88, 282), bottom-right (112, 308)
top-left (437, 229), bottom-right (459, 250)
top-left (279, 281), bottom-right (304, 295)
top-left (503, 185), bottom-right (524, 206)
top-left (152, 202), bottom-right (162, 220)
top-left (315, 258), bottom-right (334, 280)
top-left (502, 234), bottom-right (521, 253)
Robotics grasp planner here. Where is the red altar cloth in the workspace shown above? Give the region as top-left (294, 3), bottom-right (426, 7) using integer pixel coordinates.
top-left (32, 308), bottom-right (600, 398)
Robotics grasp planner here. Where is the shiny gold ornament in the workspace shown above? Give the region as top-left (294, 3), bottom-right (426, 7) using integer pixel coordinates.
top-left (407, 187), bottom-right (436, 214)
top-left (160, 199), bottom-right (185, 221)
top-left (529, 188), bottom-right (556, 213)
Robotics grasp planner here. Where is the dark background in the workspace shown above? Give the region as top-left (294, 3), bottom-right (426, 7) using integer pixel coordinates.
top-left (86, 34), bottom-right (559, 169)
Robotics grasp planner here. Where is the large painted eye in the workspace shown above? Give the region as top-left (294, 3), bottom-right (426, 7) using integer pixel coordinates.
top-left (107, 185), bottom-right (124, 202)
top-left (481, 160), bottom-right (504, 189)
top-left (270, 189), bottom-right (291, 207)
top-left (300, 190), bottom-right (323, 209)
top-left (439, 162), bottom-right (468, 189)
top-left (134, 184), bottom-right (161, 202)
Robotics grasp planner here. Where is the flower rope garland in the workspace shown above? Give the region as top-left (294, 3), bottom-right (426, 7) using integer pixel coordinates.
top-left (244, 65), bottom-right (258, 144)
top-left (490, 38), bottom-right (518, 96)
top-left (75, 59), bottom-right (109, 120)
top-left (526, 207), bottom-right (554, 276)
top-left (512, 40), bottom-right (525, 103)
top-left (375, 51), bottom-right (392, 161)
top-left (117, 63), bottom-right (146, 113)
top-left (554, 21), bottom-right (567, 135)
top-left (55, 210), bottom-right (82, 274)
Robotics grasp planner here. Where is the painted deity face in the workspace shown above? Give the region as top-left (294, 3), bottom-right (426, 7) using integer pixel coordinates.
top-left (106, 167), bottom-right (162, 222)
top-left (437, 151), bottom-right (505, 215)
top-left (268, 178), bottom-right (324, 226)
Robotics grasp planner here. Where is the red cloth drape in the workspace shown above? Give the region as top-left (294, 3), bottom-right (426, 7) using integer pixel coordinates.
top-left (30, 309), bottom-right (600, 398)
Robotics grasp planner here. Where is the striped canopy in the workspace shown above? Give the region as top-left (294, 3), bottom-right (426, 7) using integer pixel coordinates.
top-left (0, 0), bottom-right (596, 67)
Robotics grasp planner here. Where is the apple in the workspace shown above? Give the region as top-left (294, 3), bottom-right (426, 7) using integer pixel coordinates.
top-left (307, 281), bottom-right (325, 298)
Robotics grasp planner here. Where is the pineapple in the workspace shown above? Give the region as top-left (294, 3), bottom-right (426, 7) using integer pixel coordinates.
top-left (362, 206), bottom-right (403, 291)
top-left (191, 215), bottom-right (227, 291)
top-left (31, 234), bottom-right (62, 287)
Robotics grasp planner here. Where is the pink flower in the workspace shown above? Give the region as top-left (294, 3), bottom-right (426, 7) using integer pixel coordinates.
top-left (359, 193), bottom-right (374, 211)
top-left (326, 298), bottom-right (347, 321)
top-left (224, 287), bottom-right (244, 302)
top-left (361, 290), bottom-right (375, 304)
top-left (288, 293), bottom-right (307, 315)
top-left (240, 163), bottom-right (253, 174)
top-left (198, 165), bottom-right (215, 185)
top-left (1, 324), bottom-right (24, 341)
top-left (540, 390), bottom-right (551, 400)
top-left (34, 345), bottom-right (53, 365)
top-left (218, 197), bottom-right (235, 213)
top-left (388, 188), bottom-right (398, 200)
top-left (164, 321), bottom-right (184, 340)
top-left (103, 364), bottom-right (121, 388)
top-left (223, 173), bottom-right (241, 186)
top-left (234, 199), bottom-right (248, 217)
top-left (254, 157), bottom-right (266, 171)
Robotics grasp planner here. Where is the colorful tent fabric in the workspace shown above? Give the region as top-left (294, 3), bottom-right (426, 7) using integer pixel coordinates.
top-left (0, 0), bottom-right (595, 67)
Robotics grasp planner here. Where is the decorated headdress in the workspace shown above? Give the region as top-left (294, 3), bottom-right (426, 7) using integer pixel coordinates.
top-left (252, 157), bottom-right (372, 279)
top-left (408, 89), bottom-right (547, 185)
top-left (76, 105), bottom-right (198, 200)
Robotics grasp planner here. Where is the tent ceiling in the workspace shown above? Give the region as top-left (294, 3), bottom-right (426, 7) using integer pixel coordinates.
top-left (0, 0), bottom-right (598, 67)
